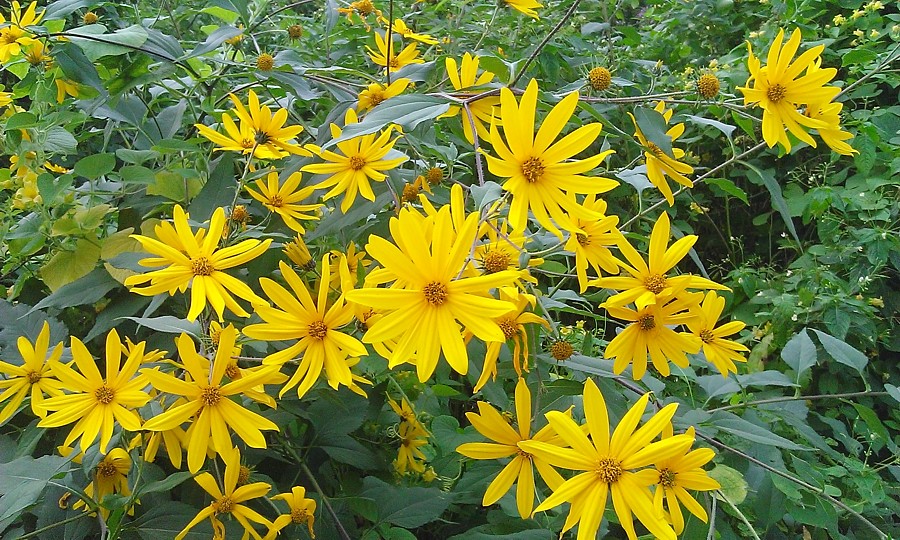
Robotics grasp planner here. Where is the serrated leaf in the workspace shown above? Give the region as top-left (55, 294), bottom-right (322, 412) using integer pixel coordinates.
top-left (325, 95), bottom-right (450, 148)
top-left (852, 134), bottom-right (876, 175)
top-left (811, 329), bottom-right (868, 373)
top-left (781, 329), bottom-right (816, 383)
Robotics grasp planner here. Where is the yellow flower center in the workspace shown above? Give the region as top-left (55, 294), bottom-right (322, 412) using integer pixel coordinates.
top-left (191, 256), bottom-right (214, 276)
top-left (644, 273), bottom-right (668, 294)
top-left (355, 0), bottom-right (376, 15)
top-left (698, 74), bottom-right (720, 98)
top-left (288, 25), bottom-right (303, 39)
top-left (368, 90), bottom-right (386, 107)
top-left (588, 67), bottom-right (612, 91)
top-left (214, 496), bottom-right (234, 514)
top-left (25, 370), bottom-right (42, 384)
top-left (481, 250), bottom-right (510, 274)
top-left (646, 141), bottom-right (665, 158)
top-left (237, 465), bottom-right (251, 486)
top-left (597, 457), bottom-right (623, 484)
top-left (425, 167), bottom-right (444, 185)
top-left (83, 12), bottom-right (99, 24)
top-left (638, 314), bottom-right (656, 331)
top-left (230, 204), bottom-right (249, 223)
top-left (498, 318), bottom-right (518, 340)
top-left (201, 386), bottom-right (222, 406)
top-left (256, 53), bottom-right (275, 71)
top-left (516, 448), bottom-right (533, 461)
top-left (423, 281), bottom-right (448, 306)
top-left (240, 138), bottom-right (255, 149)
top-left (96, 461), bottom-right (118, 478)
top-left (521, 157), bottom-right (545, 183)
top-left (348, 155), bottom-right (366, 170)
top-left (225, 363), bottom-right (241, 380)
top-left (268, 194), bottom-right (284, 207)
top-left (658, 467), bottom-right (677, 488)
top-left (308, 320), bottom-right (328, 340)
top-left (1, 27), bottom-right (25, 45)
top-left (291, 508), bottom-right (310, 524)
top-left (94, 385), bottom-right (115, 404)
top-left (766, 83), bottom-right (787, 103)
top-left (402, 183), bottom-right (419, 202)
top-left (550, 340), bottom-right (573, 361)
top-left (699, 329), bottom-right (715, 343)
top-left (576, 233), bottom-right (590, 247)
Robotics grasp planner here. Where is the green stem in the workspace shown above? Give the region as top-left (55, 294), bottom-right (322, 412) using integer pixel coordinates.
top-left (716, 489), bottom-right (760, 540)
top-left (18, 512), bottom-right (91, 539)
top-left (707, 391), bottom-right (890, 413)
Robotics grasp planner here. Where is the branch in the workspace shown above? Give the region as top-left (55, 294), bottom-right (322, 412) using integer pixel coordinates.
top-left (510, 0), bottom-right (585, 87)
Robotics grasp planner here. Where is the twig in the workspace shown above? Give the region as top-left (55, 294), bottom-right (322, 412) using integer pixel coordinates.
top-left (510, 0), bottom-right (585, 87)
top-left (708, 391), bottom-right (890, 413)
top-left (716, 489), bottom-right (761, 540)
top-left (836, 42), bottom-right (900, 99)
top-left (301, 462), bottom-right (352, 540)
top-left (18, 513), bottom-right (91, 540)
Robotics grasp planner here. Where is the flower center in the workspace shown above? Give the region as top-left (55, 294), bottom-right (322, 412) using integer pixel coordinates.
top-left (231, 205), bottom-right (249, 223)
top-left (240, 138), bottom-right (255, 149)
top-left (638, 314), bottom-right (656, 331)
top-left (237, 465), bottom-right (251, 486)
top-left (550, 340), bottom-right (573, 361)
top-left (423, 281), bottom-right (448, 306)
top-left (268, 194), bottom-right (284, 207)
top-left (588, 67), bottom-right (612, 91)
top-left (369, 91), bottom-right (385, 107)
top-left (766, 83), bottom-right (787, 103)
top-left (291, 508), bottom-right (310, 524)
top-left (94, 385), bottom-right (115, 405)
top-left (191, 257), bottom-right (214, 276)
top-left (201, 386), bottom-right (222, 406)
top-left (425, 167), bottom-right (444, 185)
top-left (308, 320), bottom-right (328, 340)
top-left (482, 250), bottom-right (510, 274)
top-left (498, 318), bottom-right (518, 340)
top-left (596, 457), bottom-right (623, 484)
top-left (348, 155), bottom-right (366, 170)
top-left (521, 157), bottom-right (545, 183)
top-left (254, 130), bottom-right (272, 145)
top-left (698, 74), bottom-right (720, 98)
top-left (516, 448), bottom-right (533, 461)
top-left (699, 329), bottom-right (715, 343)
top-left (214, 496), bottom-right (234, 514)
top-left (225, 363), bottom-right (241, 380)
top-left (26, 370), bottom-right (42, 384)
top-left (646, 141), bottom-right (665, 158)
top-left (658, 467), bottom-right (677, 488)
top-left (402, 183), bottom-right (419, 202)
top-left (96, 461), bottom-right (118, 478)
top-left (644, 273), bottom-right (668, 294)
top-left (576, 233), bottom-right (590, 247)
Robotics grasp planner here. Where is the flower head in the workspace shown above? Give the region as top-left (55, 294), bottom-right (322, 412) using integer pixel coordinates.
top-left (563, 194), bottom-right (621, 292)
top-left (366, 31), bottom-right (423, 71)
top-left (440, 53), bottom-right (501, 144)
top-left (266, 486), bottom-right (317, 539)
top-left (246, 170), bottom-right (322, 232)
top-left (358, 78), bottom-right (411, 111)
top-left (0, 2), bottom-right (45, 62)
top-left (124, 205), bottom-right (271, 321)
top-left (0, 321), bottom-right (65, 424)
top-left (505, 0), bottom-right (542, 19)
top-left (686, 291), bottom-right (749, 376)
top-left (653, 427), bottom-right (720, 534)
top-left (77, 448), bottom-right (132, 519)
top-left (387, 19), bottom-right (438, 45)
top-left (587, 67), bottom-right (612, 91)
top-left (628, 102), bottom-right (694, 206)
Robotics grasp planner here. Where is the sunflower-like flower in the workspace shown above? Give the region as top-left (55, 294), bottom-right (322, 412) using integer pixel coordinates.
top-left (366, 31), bottom-right (423, 71)
top-left (358, 77), bottom-right (411, 111)
top-left (337, 0), bottom-right (382, 28)
top-left (77, 448), bottom-right (133, 519)
top-left (483, 79), bottom-right (617, 239)
top-left (38, 330), bottom-right (151, 453)
top-left (457, 378), bottom-right (565, 518)
top-left (345, 206), bottom-right (520, 381)
top-left (519, 379), bottom-right (694, 540)
top-left (686, 291), bottom-right (749, 376)
top-left (804, 99), bottom-right (857, 155)
top-left (0, 1), bottom-right (44, 62)
top-left (195, 90), bottom-right (310, 160)
top-left (303, 108), bottom-right (408, 212)
top-left (738, 28), bottom-right (839, 152)
top-left (387, 19), bottom-right (438, 45)
top-left (124, 205), bottom-right (271, 322)
top-left (243, 256), bottom-right (367, 398)
top-left (652, 426), bottom-right (720, 534)
top-left (246, 170), bottom-right (322, 233)
top-left (592, 212), bottom-right (727, 309)
top-left (603, 295), bottom-right (702, 379)
top-left (175, 446), bottom-right (273, 540)
top-left (505, 0), bottom-right (542, 19)
top-left (141, 327), bottom-right (280, 473)
top-left (266, 486), bottom-right (317, 539)
top-left (629, 102), bottom-right (694, 206)
top-left (0, 321), bottom-right (65, 425)
top-left (440, 54), bottom-right (500, 145)
top-left (563, 194), bottom-right (621, 292)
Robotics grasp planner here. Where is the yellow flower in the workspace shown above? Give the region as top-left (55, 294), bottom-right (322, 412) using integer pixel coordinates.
top-left (75, 448), bottom-right (132, 519)
top-left (457, 378), bottom-right (565, 518)
top-left (387, 19), bottom-right (438, 45)
top-left (804, 99), bottom-right (857, 155)
top-left (345, 206), bottom-right (519, 381)
top-left (175, 446), bottom-right (273, 540)
top-left (0, 91), bottom-right (11, 108)
top-left (195, 90), bottom-right (310, 160)
top-left (302, 108), bottom-right (408, 213)
top-left (587, 66), bottom-right (612, 91)
top-left (366, 31), bottom-right (423, 71)
top-left (563, 194), bottom-right (621, 293)
top-left (337, 0), bottom-right (382, 27)
top-left (243, 256), bottom-right (368, 398)
top-left (284, 234), bottom-right (314, 268)
top-left (124, 205), bottom-right (271, 322)
top-left (0, 1), bottom-right (44, 62)
top-left (473, 218), bottom-right (539, 285)
top-left (483, 79), bottom-right (617, 239)
top-left (652, 427), bottom-right (720, 534)
top-left (357, 77), bottom-right (411, 111)
top-left (54, 79), bottom-right (80, 103)
top-left (629, 101), bottom-right (694, 206)
top-left (440, 53), bottom-right (501, 145)
top-left (388, 396), bottom-right (421, 427)
top-left (519, 379), bottom-right (694, 540)
top-left (593, 212), bottom-right (727, 309)
top-left (141, 327), bottom-right (280, 473)
top-left (44, 161), bottom-right (70, 174)
top-left (395, 419), bottom-right (429, 474)
top-left (266, 486), bottom-right (317, 539)
top-left (604, 295), bottom-right (703, 379)
top-left (246, 170), bottom-right (322, 232)
top-left (738, 28), bottom-right (839, 152)
top-left (0, 321), bottom-right (65, 424)
top-left (38, 329), bottom-right (151, 453)
top-left (505, 0), bottom-right (542, 19)
top-left (256, 52), bottom-right (275, 71)
top-left (697, 73), bottom-right (720, 98)
top-left (686, 291), bottom-right (749, 376)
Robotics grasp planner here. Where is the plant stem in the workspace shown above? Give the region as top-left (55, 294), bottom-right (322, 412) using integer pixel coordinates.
top-left (510, 0), bottom-right (584, 87)
top-left (18, 512), bottom-right (91, 539)
top-left (301, 462), bottom-right (352, 540)
top-left (716, 489), bottom-right (761, 540)
top-left (708, 391), bottom-right (890, 413)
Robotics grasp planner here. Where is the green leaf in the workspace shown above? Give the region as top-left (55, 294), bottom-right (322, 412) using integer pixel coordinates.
top-left (685, 114), bottom-right (736, 141)
top-left (842, 48), bottom-right (877, 67)
top-left (470, 181), bottom-right (503, 210)
top-left (181, 26), bottom-right (243, 60)
top-left (811, 329), bottom-right (868, 374)
top-left (781, 329), bottom-right (816, 383)
top-left (885, 384), bottom-right (900, 403)
top-left (51, 41), bottom-right (103, 88)
top-left (74, 153), bottom-right (116, 180)
top-left (44, 0), bottom-right (92, 20)
top-left (325, 95), bottom-right (450, 148)
top-left (123, 316), bottom-right (202, 336)
top-left (742, 161), bottom-right (800, 244)
top-left (360, 477), bottom-right (451, 529)
top-left (4, 112), bottom-right (38, 130)
top-left (134, 471), bottom-right (194, 497)
top-left (127, 501), bottom-right (217, 539)
top-left (43, 126), bottom-right (78, 154)
top-left (37, 172), bottom-right (74, 204)
top-left (64, 24), bottom-right (149, 60)
top-left (40, 239), bottom-right (102, 292)
top-left (705, 178), bottom-right (748, 205)
top-left (709, 464), bottom-right (748, 505)
top-left (0, 455), bottom-right (70, 531)
top-left (707, 412), bottom-right (806, 450)
top-left (29, 268), bottom-right (118, 313)
top-left (632, 106), bottom-right (674, 158)
top-left (852, 134), bottom-right (876, 175)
